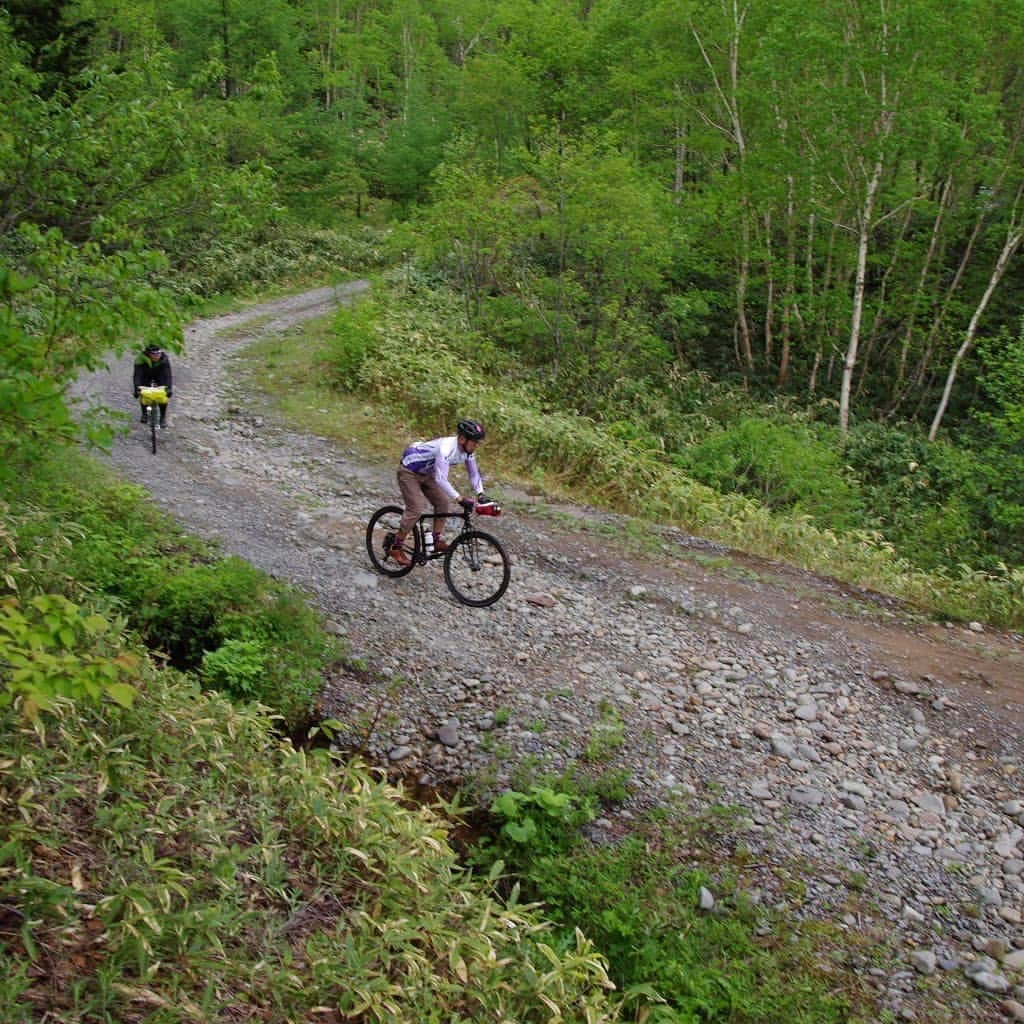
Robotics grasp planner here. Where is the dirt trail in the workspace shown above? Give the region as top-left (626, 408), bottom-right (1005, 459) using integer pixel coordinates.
top-left (73, 284), bottom-right (1023, 715)
top-left (75, 287), bottom-right (1024, 1021)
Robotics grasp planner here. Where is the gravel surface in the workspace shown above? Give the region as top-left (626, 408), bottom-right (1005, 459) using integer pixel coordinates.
top-left (74, 286), bottom-right (1024, 1021)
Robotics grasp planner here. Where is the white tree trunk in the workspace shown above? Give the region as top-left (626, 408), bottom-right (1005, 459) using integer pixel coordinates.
top-left (928, 215), bottom-right (1024, 439)
top-left (838, 149), bottom-right (884, 434)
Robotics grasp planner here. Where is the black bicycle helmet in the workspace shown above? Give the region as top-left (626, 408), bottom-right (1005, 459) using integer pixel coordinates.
top-left (144, 344), bottom-right (163, 355)
top-left (457, 418), bottom-right (485, 441)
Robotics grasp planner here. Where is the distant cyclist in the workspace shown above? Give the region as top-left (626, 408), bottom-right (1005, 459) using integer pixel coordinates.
top-left (132, 343), bottom-right (173, 428)
top-left (389, 419), bottom-right (492, 567)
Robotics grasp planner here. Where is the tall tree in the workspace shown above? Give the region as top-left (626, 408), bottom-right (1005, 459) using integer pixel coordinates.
top-left (929, 180), bottom-right (1024, 439)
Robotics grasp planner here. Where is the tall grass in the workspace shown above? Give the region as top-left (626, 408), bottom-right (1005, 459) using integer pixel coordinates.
top-left (0, 672), bottom-right (620, 1022)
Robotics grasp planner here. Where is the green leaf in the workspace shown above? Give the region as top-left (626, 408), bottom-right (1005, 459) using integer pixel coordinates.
top-left (502, 817), bottom-right (537, 844)
top-left (104, 683), bottom-right (137, 708)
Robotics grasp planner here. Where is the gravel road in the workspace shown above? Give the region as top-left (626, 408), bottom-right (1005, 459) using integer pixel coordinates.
top-left (74, 286), bottom-right (1024, 1021)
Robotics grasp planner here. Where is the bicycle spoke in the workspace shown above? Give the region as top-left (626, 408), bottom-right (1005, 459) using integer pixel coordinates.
top-left (366, 505), bottom-right (416, 577)
top-left (444, 531), bottom-right (510, 607)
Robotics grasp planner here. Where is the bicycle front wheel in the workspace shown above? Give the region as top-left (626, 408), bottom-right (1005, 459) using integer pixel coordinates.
top-left (443, 530), bottom-right (510, 607)
top-left (150, 408), bottom-right (158, 453)
top-left (366, 505), bottom-right (417, 578)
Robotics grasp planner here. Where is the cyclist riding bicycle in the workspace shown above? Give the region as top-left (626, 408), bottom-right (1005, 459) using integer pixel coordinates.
top-left (389, 418), bottom-right (493, 567)
top-left (133, 343), bottom-right (173, 428)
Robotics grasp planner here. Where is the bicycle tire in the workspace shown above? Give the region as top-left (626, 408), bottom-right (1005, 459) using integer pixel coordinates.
top-left (443, 530), bottom-right (510, 607)
top-left (150, 407), bottom-right (158, 454)
top-left (366, 505), bottom-right (417, 578)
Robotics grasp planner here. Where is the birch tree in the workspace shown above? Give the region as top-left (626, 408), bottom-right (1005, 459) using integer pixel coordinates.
top-left (929, 181), bottom-right (1024, 439)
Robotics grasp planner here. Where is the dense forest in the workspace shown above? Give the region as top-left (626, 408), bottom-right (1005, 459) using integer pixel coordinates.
top-left (2, 0), bottom-right (1023, 587)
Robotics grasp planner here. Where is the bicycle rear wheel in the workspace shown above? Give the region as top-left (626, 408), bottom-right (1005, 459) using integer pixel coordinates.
top-left (443, 530), bottom-right (510, 607)
top-left (366, 505), bottom-right (417, 578)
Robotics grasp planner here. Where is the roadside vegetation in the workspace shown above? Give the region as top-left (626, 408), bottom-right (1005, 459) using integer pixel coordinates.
top-left (4, 450), bottom-right (1001, 1022)
top-left (1, 455), bottom-right (886, 1023)
top-left (3, 456), bottom-right (336, 729)
top-left (0, 633), bottom-right (618, 1022)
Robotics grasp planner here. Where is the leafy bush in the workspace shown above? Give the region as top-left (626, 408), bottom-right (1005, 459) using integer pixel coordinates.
top-left (0, 653), bottom-right (621, 1022)
top-left (842, 421), bottom-right (1024, 571)
top-left (4, 455), bottom-right (337, 726)
top-left (322, 295), bottom-right (383, 389)
top-left (199, 637), bottom-right (267, 700)
top-left (680, 416), bottom-right (861, 526)
top-left (0, 594), bottom-right (137, 717)
top-left (468, 777), bottom-right (855, 1023)
top-left (481, 782), bottom-right (598, 860)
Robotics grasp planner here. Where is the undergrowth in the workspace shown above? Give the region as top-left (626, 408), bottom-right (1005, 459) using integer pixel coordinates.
top-left (0, 675), bottom-right (619, 1022)
top-left (466, 773), bottom-right (872, 1023)
top-left (1, 475), bottom-right (620, 1021)
top-left (2, 454), bottom-right (337, 728)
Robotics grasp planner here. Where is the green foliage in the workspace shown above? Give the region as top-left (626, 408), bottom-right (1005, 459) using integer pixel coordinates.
top-left (139, 556), bottom-right (337, 724)
top-left (469, 776), bottom-right (855, 1023)
top-left (374, 100), bottom-right (453, 212)
top-left (485, 782), bottom-right (597, 857)
top-left (322, 295), bottom-right (384, 389)
top-left (200, 638), bottom-right (267, 701)
top-left (978, 325), bottom-right (1024, 445)
top-left (0, 594), bottom-right (138, 718)
top-left (415, 131), bottom-right (675, 396)
top-left (0, 656), bottom-right (620, 1022)
top-left (4, 454), bottom-right (337, 727)
top-left (530, 834), bottom-right (852, 1024)
top-left (680, 416), bottom-right (860, 526)
top-left (842, 421), bottom-right (1024, 571)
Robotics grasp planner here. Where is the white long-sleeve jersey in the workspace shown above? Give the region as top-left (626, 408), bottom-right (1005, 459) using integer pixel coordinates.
top-left (400, 435), bottom-right (483, 500)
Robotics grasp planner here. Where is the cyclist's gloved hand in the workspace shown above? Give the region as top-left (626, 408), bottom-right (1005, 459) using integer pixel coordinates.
top-left (459, 496), bottom-right (476, 511)
top-left (166, 389), bottom-right (173, 398)
top-left (133, 387), bottom-right (140, 398)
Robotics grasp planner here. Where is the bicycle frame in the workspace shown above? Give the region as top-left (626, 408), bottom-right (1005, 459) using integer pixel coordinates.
top-left (365, 500), bottom-right (510, 606)
top-left (410, 509), bottom-right (473, 565)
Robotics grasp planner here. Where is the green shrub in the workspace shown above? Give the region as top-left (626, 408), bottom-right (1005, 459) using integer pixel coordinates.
top-left (200, 637), bottom-right (267, 701)
top-left (4, 455), bottom-right (337, 726)
top-left (131, 557), bottom-right (334, 722)
top-left (480, 782), bottom-right (597, 861)
top-left (680, 416), bottom-right (861, 526)
top-left (0, 652), bottom-right (621, 1022)
top-left (842, 421), bottom-right (1024, 571)
top-left (468, 774), bottom-right (855, 1024)
top-left (137, 559), bottom-right (261, 666)
top-left (0, 593), bottom-right (137, 717)
top-left (323, 296), bottom-right (383, 389)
